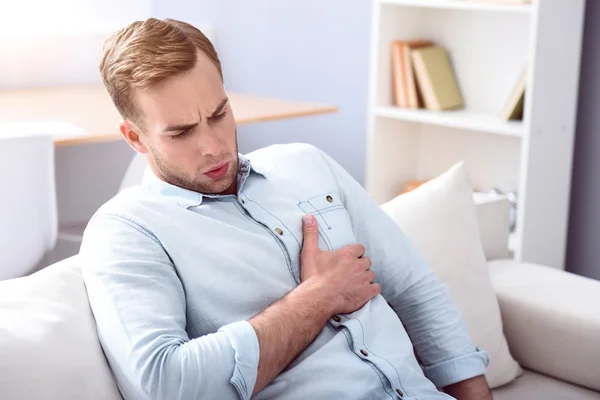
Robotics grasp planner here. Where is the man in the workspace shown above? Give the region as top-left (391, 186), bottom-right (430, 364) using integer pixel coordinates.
top-left (81, 18), bottom-right (492, 400)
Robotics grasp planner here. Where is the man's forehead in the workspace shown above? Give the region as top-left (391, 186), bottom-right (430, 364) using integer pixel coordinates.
top-left (153, 97), bottom-right (230, 133)
top-left (136, 91), bottom-right (226, 129)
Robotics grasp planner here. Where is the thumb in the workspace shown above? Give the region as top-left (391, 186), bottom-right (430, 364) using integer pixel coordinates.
top-left (301, 214), bottom-right (320, 255)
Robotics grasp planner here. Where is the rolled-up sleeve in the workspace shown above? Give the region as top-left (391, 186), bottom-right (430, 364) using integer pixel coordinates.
top-left (422, 346), bottom-right (489, 388)
top-left (80, 214), bottom-right (259, 400)
top-left (218, 321), bottom-right (260, 398)
top-left (317, 148), bottom-right (489, 388)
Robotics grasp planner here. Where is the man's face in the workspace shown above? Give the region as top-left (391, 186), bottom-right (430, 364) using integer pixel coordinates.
top-left (124, 51), bottom-right (238, 195)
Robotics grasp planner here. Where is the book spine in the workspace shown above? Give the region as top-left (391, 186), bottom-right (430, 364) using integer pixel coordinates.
top-left (397, 43), bottom-right (410, 107)
top-left (391, 42), bottom-right (405, 107)
top-left (411, 51), bottom-right (440, 111)
top-left (405, 46), bottom-right (418, 108)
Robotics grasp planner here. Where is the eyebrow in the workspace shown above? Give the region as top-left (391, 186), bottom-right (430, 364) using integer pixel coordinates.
top-left (210, 97), bottom-right (230, 118)
top-left (161, 97), bottom-right (230, 133)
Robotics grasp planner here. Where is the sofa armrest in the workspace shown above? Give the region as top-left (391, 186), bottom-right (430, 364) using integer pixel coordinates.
top-left (489, 260), bottom-right (600, 392)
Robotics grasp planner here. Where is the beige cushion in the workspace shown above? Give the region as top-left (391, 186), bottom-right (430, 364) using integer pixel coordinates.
top-left (0, 256), bottom-right (123, 400)
top-left (492, 369), bottom-right (600, 400)
top-left (489, 260), bottom-right (600, 392)
top-left (381, 162), bottom-right (521, 388)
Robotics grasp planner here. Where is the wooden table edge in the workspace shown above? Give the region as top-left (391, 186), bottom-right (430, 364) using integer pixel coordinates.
top-left (53, 105), bottom-right (339, 147)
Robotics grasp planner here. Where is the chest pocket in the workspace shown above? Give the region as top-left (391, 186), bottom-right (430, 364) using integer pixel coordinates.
top-left (297, 191), bottom-right (356, 250)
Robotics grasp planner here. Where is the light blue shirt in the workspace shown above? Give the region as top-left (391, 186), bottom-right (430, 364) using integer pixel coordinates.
top-left (80, 143), bottom-right (489, 400)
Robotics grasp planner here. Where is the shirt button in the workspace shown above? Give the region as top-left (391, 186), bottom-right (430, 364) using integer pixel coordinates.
top-left (332, 315), bottom-right (341, 322)
top-left (240, 199), bottom-right (245, 204)
top-left (396, 389), bottom-right (403, 397)
top-left (275, 228), bottom-right (283, 236)
top-left (326, 195), bottom-right (333, 203)
top-left (360, 349), bottom-right (368, 357)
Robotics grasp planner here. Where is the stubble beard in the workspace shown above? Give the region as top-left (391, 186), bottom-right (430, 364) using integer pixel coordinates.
top-left (151, 131), bottom-right (239, 195)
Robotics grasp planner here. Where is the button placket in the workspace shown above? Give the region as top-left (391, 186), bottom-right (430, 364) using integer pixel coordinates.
top-left (236, 193), bottom-right (299, 282)
top-left (343, 319), bottom-right (404, 395)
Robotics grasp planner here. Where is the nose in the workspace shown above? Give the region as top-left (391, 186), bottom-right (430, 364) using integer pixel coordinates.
top-left (200, 128), bottom-right (222, 157)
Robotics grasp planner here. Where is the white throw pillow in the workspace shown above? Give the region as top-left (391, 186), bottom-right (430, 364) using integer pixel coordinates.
top-left (381, 162), bottom-right (522, 388)
top-left (0, 256), bottom-right (123, 400)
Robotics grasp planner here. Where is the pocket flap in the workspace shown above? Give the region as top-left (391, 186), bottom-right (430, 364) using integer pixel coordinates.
top-left (298, 191), bottom-right (344, 214)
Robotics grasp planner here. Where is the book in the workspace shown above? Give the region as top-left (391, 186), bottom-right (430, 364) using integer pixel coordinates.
top-left (411, 45), bottom-right (464, 111)
top-left (391, 39), bottom-right (433, 108)
top-left (498, 68), bottom-right (527, 121)
top-left (398, 179), bottom-right (430, 195)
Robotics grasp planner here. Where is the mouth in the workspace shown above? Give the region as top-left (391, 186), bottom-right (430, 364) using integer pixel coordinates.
top-left (204, 161), bottom-right (229, 180)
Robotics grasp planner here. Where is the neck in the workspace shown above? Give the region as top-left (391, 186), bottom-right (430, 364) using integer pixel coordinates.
top-left (219, 180), bottom-right (238, 196)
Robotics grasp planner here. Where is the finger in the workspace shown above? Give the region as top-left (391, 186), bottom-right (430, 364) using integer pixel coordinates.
top-left (346, 243), bottom-right (366, 258)
top-left (365, 270), bottom-right (376, 283)
top-left (301, 214), bottom-right (320, 255)
top-left (361, 257), bottom-right (372, 271)
top-left (370, 283), bottom-right (382, 297)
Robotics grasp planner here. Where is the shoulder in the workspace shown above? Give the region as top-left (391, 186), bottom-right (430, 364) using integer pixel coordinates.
top-left (93, 186), bottom-right (159, 218)
top-left (246, 143), bottom-right (330, 173)
top-left (247, 142), bottom-right (323, 159)
top-left (84, 186), bottom-right (168, 239)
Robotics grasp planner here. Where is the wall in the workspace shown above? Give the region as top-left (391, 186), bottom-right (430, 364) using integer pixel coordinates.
top-left (0, 2), bottom-right (152, 229)
top-left (0, 0), bottom-right (152, 88)
top-left (566, 0), bottom-right (600, 280)
top-left (154, 0), bottom-right (372, 183)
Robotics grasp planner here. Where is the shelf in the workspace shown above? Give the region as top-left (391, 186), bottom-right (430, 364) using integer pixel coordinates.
top-left (378, 0), bottom-right (533, 14)
top-left (374, 106), bottom-right (524, 137)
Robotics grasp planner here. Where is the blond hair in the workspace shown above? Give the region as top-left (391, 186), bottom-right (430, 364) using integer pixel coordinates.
top-left (100, 18), bottom-right (222, 125)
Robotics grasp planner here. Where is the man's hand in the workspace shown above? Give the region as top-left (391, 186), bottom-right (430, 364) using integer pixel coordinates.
top-left (249, 214), bottom-right (380, 395)
top-left (300, 214), bottom-right (381, 315)
top-left (443, 375), bottom-right (493, 400)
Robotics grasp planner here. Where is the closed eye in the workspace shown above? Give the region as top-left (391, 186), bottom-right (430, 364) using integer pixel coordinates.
top-left (172, 128), bottom-right (192, 139)
top-left (209, 111), bottom-right (228, 123)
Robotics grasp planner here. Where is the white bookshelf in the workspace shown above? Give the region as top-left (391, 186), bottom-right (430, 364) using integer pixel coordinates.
top-left (379, 0), bottom-right (533, 14)
top-left (365, 0), bottom-right (586, 269)
top-left (374, 107), bottom-right (524, 137)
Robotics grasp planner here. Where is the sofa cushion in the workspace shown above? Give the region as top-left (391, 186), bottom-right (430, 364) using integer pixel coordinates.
top-left (381, 162), bottom-right (521, 388)
top-left (0, 256), bottom-right (123, 400)
top-left (492, 369), bottom-right (600, 400)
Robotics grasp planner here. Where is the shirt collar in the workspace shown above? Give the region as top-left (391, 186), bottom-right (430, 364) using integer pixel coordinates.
top-left (141, 154), bottom-right (267, 209)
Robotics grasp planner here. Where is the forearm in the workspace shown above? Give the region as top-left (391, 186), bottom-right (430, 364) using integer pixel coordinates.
top-left (249, 279), bottom-right (332, 395)
top-left (443, 375), bottom-right (492, 399)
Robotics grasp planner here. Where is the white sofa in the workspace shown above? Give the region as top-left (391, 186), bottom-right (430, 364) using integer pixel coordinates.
top-left (0, 199), bottom-right (599, 399)
top-left (487, 260), bottom-right (600, 399)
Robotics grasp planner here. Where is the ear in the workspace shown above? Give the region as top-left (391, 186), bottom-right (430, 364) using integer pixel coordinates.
top-left (120, 120), bottom-right (149, 154)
